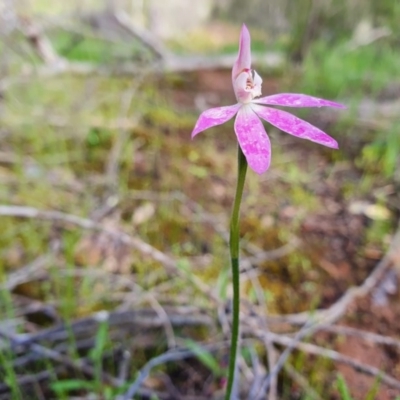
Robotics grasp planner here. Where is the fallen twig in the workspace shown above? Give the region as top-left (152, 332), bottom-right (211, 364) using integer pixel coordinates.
top-left (0, 327), bottom-right (121, 387)
top-left (120, 341), bottom-right (230, 400)
top-left (0, 204), bottom-right (218, 302)
top-left (245, 325), bottom-right (400, 392)
top-left (0, 50), bottom-right (283, 93)
top-left (18, 17), bottom-right (65, 66)
top-left (315, 324), bottom-right (400, 349)
top-left (1, 255), bottom-right (50, 291)
top-left (267, 222), bottom-right (400, 327)
top-left (112, 9), bottom-right (168, 60)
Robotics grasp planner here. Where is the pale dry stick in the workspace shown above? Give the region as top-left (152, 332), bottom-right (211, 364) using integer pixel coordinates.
top-left (120, 341), bottom-right (231, 400)
top-left (0, 50), bottom-right (283, 94)
top-left (112, 9), bottom-right (168, 60)
top-left (0, 151), bottom-right (20, 164)
top-left (243, 238), bottom-right (300, 270)
top-left (317, 324), bottom-right (400, 349)
top-left (17, 8), bottom-right (166, 67)
top-left (1, 255), bottom-right (50, 291)
top-left (1, 112), bottom-right (145, 133)
top-left (146, 300), bottom-right (178, 348)
top-left (20, 308), bottom-right (212, 349)
top-left (242, 225), bottom-right (400, 394)
top-left (89, 195), bottom-right (120, 221)
top-left (42, 16), bottom-right (129, 45)
top-left (267, 222), bottom-right (400, 327)
top-left (117, 349), bottom-right (131, 385)
top-left (14, 4), bottom-right (285, 74)
top-left (115, 278), bottom-right (192, 308)
top-left (346, 25), bottom-right (391, 51)
top-left (258, 320), bottom-right (315, 396)
top-left (0, 327), bottom-right (121, 387)
top-left (247, 346), bottom-right (268, 400)
top-left (246, 273), bottom-right (279, 400)
top-left (174, 191), bottom-right (300, 268)
top-left (18, 227), bottom-right (208, 349)
top-left (0, 205), bottom-right (218, 302)
top-left (244, 325), bottom-right (400, 392)
top-left (0, 361), bottom-right (162, 400)
top-left (17, 16), bottom-right (66, 67)
top-left (58, 266), bottom-right (208, 348)
top-left (119, 287), bottom-right (177, 349)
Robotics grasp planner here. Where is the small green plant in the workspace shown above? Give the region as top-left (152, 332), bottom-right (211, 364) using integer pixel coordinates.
top-left (184, 339), bottom-right (224, 378)
top-left (358, 124), bottom-right (400, 178)
top-left (0, 348), bottom-right (22, 399)
top-left (336, 374), bottom-right (353, 400)
top-left (89, 317), bottom-right (110, 392)
top-left (336, 373), bottom-right (384, 400)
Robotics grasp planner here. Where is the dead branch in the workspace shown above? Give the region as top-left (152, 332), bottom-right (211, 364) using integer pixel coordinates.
top-left (0, 50), bottom-right (283, 94)
top-left (1, 255), bottom-right (50, 291)
top-left (10, 308), bottom-right (212, 347)
top-left (0, 326), bottom-right (121, 387)
top-left (246, 270), bottom-right (280, 400)
top-left (112, 9), bottom-right (168, 60)
top-left (245, 326), bottom-right (400, 392)
top-left (18, 16), bottom-right (66, 67)
top-left (268, 221), bottom-right (400, 327)
top-left (316, 324), bottom-right (400, 349)
top-left (0, 8), bottom-right (283, 95)
top-left (0, 204), bottom-right (218, 302)
top-left (120, 341), bottom-right (230, 400)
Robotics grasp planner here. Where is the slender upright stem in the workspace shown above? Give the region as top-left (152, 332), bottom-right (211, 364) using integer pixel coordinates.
top-left (225, 145), bottom-right (247, 400)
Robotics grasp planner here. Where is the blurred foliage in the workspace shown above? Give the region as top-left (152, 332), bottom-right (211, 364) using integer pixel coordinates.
top-left (300, 41), bottom-right (400, 98)
top-left (215, 0), bottom-right (400, 55)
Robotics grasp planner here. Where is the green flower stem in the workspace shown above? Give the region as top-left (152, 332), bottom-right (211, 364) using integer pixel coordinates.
top-left (225, 145), bottom-right (247, 400)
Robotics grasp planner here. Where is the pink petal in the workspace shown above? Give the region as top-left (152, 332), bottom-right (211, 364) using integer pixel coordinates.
top-left (191, 104), bottom-right (240, 138)
top-left (255, 93), bottom-right (345, 109)
top-left (234, 105), bottom-right (271, 174)
top-left (232, 24), bottom-right (251, 84)
top-left (252, 104), bottom-right (338, 148)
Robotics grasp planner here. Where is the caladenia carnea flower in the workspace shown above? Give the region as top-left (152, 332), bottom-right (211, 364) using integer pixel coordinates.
top-left (191, 24), bottom-right (344, 400)
top-left (192, 24), bottom-right (345, 175)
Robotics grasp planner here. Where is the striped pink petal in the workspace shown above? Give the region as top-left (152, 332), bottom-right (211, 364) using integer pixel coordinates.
top-left (191, 104), bottom-right (240, 138)
top-left (234, 105), bottom-right (271, 174)
top-left (255, 93), bottom-right (345, 109)
top-left (252, 104), bottom-right (338, 148)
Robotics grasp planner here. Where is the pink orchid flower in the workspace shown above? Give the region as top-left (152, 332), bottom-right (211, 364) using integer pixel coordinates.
top-left (191, 24), bottom-right (345, 174)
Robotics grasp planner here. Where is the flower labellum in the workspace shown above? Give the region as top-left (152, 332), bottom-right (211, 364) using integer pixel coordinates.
top-left (191, 24), bottom-right (345, 174)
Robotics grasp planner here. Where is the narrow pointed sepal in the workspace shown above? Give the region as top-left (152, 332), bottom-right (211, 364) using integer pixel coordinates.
top-left (252, 104), bottom-right (338, 148)
top-left (255, 93), bottom-right (345, 109)
top-left (191, 104), bottom-right (240, 138)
